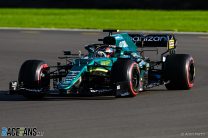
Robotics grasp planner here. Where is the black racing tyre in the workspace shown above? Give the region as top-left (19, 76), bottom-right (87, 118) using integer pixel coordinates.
top-left (18, 60), bottom-right (50, 99)
top-left (164, 54), bottom-right (195, 90)
top-left (111, 59), bottom-right (140, 97)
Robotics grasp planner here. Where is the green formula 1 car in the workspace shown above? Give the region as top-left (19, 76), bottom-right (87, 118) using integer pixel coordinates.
top-left (9, 30), bottom-right (195, 99)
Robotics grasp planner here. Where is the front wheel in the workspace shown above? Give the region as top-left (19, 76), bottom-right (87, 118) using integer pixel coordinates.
top-left (111, 59), bottom-right (140, 97)
top-left (18, 60), bottom-right (50, 99)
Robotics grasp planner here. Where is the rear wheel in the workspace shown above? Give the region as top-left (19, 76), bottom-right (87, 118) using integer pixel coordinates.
top-left (111, 59), bottom-right (140, 97)
top-left (164, 54), bottom-right (195, 90)
top-left (18, 60), bottom-right (50, 99)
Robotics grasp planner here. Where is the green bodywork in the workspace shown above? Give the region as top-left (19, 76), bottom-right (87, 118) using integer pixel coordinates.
top-left (57, 33), bottom-right (139, 91)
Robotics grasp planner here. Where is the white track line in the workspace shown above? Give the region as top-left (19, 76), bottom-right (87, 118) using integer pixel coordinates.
top-left (0, 27), bottom-right (208, 35)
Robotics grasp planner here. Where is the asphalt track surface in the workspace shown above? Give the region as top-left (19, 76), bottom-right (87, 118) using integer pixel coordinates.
top-left (0, 30), bottom-right (208, 138)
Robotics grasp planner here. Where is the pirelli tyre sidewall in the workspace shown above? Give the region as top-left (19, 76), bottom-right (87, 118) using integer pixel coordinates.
top-left (18, 60), bottom-right (50, 99)
top-left (111, 59), bottom-right (140, 97)
top-left (164, 54), bottom-right (195, 90)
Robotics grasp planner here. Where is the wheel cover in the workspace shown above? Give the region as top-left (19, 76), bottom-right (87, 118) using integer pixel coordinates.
top-left (132, 67), bottom-right (140, 91)
top-left (188, 62), bottom-right (195, 83)
top-left (38, 64), bottom-right (49, 88)
top-left (186, 58), bottom-right (195, 89)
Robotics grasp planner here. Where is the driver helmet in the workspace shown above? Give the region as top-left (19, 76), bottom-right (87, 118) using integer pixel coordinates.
top-left (105, 47), bottom-right (114, 57)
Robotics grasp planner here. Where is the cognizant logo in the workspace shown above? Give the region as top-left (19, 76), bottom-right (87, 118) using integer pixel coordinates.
top-left (1, 127), bottom-right (44, 137)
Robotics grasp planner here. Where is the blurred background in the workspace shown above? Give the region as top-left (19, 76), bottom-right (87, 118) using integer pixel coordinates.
top-left (0, 0), bottom-right (207, 10)
top-left (0, 1), bottom-right (207, 32)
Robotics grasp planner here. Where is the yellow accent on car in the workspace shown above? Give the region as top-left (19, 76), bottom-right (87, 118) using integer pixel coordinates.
top-left (90, 68), bottom-right (108, 73)
top-left (168, 39), bottom-right (175, 49)
top-left (100, 60), bottom-right (111, 66)
top-left (95, 68), bottom-right (108, 72)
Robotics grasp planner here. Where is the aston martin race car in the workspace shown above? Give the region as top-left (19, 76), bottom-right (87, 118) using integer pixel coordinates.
top-left (9, 30), bottom-right (195, 99)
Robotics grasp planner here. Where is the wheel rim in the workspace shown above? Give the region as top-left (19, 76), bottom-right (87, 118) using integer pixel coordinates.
top-left (189, 62), bottom-right (195, 83)
top-left (131, 66), bottom-right (140, 91)
top-left (38, 64), bottom-right (49, 88)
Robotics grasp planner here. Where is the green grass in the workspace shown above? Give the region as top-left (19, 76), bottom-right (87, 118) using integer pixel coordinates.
top-left (0, 9), bottom-right (208, 32)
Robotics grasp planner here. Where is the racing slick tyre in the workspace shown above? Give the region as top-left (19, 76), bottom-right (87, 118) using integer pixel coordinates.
top-left (111, 59), bottom-right (140, 97)
top-left (18, 60), bottom-right (50, 99)
top-left (164, 54), bottom-right (195, 90)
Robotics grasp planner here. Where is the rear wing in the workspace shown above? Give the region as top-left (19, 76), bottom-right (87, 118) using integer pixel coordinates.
top-left (129, 34), bottom-right (176, 50)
